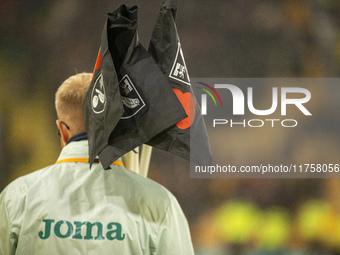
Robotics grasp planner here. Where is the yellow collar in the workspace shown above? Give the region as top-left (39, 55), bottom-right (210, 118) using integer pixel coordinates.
top-left (55, 158), bottom-right (124, 167)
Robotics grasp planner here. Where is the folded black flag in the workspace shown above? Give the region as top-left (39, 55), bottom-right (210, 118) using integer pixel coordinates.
top-left (84, 5), bottom-right (187, 169)
top-left (147, 0), bottom-right (212, 165)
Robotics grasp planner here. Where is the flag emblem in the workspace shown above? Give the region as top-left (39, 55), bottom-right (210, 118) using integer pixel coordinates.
top-left (173, 89), bottom-right (196, 130)
top-left (119, 74), bottom-right (146, 119)
top-left (91, 73), bottom-right (107, 114)
top-left (169, 43), bottom-right (191, 86)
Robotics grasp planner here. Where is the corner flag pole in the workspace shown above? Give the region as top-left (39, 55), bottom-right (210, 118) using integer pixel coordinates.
top-left (123, 149), bottom-right (139, 174)
top-left (139, 144), bottom-right (152, 177)
top-left (123, 145), bottom-right (152, 177)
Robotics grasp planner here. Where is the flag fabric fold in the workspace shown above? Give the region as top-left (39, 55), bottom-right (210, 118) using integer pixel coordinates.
top-left (83, 12), bottom-right (124, 167)
top-left (84, 4), bottom-right (188, 169)
top-left (146, 0), bottom-right (212, 166)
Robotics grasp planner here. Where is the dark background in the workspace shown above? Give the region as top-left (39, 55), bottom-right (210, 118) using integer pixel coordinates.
top-left (1, 0), bottom-right (340, 254)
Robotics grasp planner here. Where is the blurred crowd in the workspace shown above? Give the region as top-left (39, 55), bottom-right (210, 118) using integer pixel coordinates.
top-left (194, 198), bottom-right (340, 254)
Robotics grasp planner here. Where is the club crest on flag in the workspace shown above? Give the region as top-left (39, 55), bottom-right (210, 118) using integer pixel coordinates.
top-left (119, 74), bottom-right (146, 119)
top-left (91, 73), bottom-right (107, 114)
top-left (169, 43), bottom-right (191, 86)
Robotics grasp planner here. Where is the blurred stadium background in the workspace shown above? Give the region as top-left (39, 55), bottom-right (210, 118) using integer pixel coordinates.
top-left (1, 0), bottom-right (340, 254)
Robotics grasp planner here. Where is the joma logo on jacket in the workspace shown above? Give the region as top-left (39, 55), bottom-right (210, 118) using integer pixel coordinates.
top-left (38, 219), bottom-right (125, 241)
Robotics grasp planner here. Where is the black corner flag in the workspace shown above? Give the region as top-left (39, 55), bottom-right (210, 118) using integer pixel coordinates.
top-left (84, 4), bottom-right (187, 169)
top-left (147, 0), bottom-right (212, 166)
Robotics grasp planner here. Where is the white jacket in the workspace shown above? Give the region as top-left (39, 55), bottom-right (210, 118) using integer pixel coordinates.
top-left (0, 140), bottom-right (194, 255)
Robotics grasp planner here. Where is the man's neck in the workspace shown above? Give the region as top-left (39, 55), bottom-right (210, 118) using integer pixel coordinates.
top-left (66, 131), bottom-right (87, 145)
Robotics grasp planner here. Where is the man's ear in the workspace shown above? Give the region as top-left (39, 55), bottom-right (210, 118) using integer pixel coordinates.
top-left (56, 120), bottom-right (70, 146)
